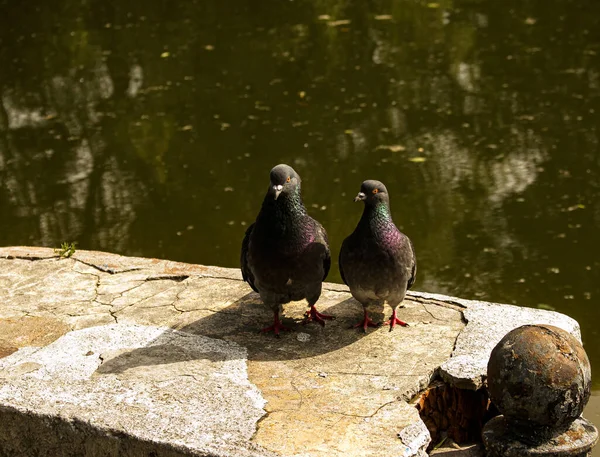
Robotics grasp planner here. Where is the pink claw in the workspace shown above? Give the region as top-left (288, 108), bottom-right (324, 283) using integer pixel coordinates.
top-left (383, 309), bottom-right (408, 331)
top-left (303, 305), bottom-right (335, 326)
top-left (261, 311), bottom-right (292, 337)
top-left (352, 309), bottom-right (380, 333)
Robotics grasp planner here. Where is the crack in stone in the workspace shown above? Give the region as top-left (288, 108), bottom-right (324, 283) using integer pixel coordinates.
top-left (263, 399), bottom-right (400, 421)
top-left (73, 258), bottom-right (143, 275)
top-left (3, 255), bottom-right (59, 261)
top-left (290, 379), bottom-right (304, 410)
top-left (71, 259), bottom-right (103, 287)
top-left (88, 295), bottom-right (112, 306)
top-left (111, 282), bottom-right (185, 317)
top-left (171, 281), bottom-right (190, 314)
top-left (445, 309), bottom-right (471, 359)
top-left (69, 261), bottom-right (194, 320)
top-left (252, 408), bottom-right (272, 441)
top-left (147, 275), bottom-right (189, 282)
top-left (167, 282), bottom-right (242, 315)
top-left (170, 304), bottom-right (184, 314)
top-left (108, 309), bottom-right (119, 324)
top-left (409, 295), bottom-right (466, 311)
top-left (104, 281), bottom-right (150, 303)
top-left (419, 303), bottom-right (446, 322)
top-left (322, 371), bottom-right (425, 378)
top-left (334, 399), bottom-right (399, 419)
top-left (197, 274), bottom-right (245, 282)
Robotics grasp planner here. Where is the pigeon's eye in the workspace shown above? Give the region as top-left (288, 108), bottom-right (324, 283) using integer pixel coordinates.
top-left (372, 188), bottom-right (379, 194)
top-left (286, 176), bottom-right (291, 183)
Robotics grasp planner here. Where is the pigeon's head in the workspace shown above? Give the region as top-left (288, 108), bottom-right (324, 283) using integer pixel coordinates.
top-left (354, 180), bottom-right (389, 205)
top-left (269, 164), bottom-right (301, 200)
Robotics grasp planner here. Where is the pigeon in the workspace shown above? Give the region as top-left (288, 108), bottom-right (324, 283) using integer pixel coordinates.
top-left (241, 164), bottom-right (333, 336)
top-left (339, 180), bottom-right (416, 332)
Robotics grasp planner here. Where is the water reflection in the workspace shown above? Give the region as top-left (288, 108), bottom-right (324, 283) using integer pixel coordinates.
top-left (1, 0), bottom-right (599, 395)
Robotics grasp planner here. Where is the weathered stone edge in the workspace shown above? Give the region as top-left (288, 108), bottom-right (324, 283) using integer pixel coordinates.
top-left (0, 246), bottom-right (498, 305)
top-left (0, 403), bottom-right (274, 457)
top-left (0, 246), bottom-right (583, 394)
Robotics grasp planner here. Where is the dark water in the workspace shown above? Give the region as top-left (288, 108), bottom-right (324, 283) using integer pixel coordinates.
top-left (1, 0), bottom-right (599, 405)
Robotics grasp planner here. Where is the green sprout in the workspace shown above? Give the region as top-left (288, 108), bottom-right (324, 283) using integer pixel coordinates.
top-left (55, 242), bottom-right (77, 258)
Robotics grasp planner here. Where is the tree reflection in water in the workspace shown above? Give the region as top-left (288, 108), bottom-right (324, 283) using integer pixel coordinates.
top-left (0, 0), bottom-right (599, 385)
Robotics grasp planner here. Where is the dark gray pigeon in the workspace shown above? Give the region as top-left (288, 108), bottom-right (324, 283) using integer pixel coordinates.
top-left (339, 180), bottom-right (416, 332)
top-left (241, 164), bottom-right (333, 336)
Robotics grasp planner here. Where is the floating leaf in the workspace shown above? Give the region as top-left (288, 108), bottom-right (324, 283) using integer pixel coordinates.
top-left (427, 3), bottom-right (440, 8)
top-left (408, 157), bottom-right (427, 163)
top-left (525, 17), bottom-right (537, 25)
top-left (344, 129), bottom-right (354, 134)
top-left (566, 203), bottom-right (585, 211)
top-left (537, 303), bottom-right (556, 311)
top-left (328, 19), bottom-right (351, 27)
top-left (318, 14), bottom-right (331, 20)
top-left (375, 144), bottom-right (406, 152)
top-left (375, 14), bottom-right (393, 20)
top-left (160, 52), bottom-right (170, 58)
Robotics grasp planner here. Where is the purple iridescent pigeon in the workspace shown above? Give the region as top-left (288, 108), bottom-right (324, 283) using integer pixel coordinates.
top-left (339, 180), bottom-right (416, 332)
top-left (241, 164), bottom-right (333, 336)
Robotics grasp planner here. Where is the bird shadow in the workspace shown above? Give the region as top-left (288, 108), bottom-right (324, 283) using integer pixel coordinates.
top-left (96, 290), bottom-right (383, 374)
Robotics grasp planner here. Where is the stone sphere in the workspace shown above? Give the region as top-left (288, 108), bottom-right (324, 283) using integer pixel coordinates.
top-left (487, 324), bottom-right (591, 437)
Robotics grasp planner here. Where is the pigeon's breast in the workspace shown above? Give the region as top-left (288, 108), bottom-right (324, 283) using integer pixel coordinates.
top-left (342, 235), bottom-right (408, 296)
top-left (248, 230), bottom-right (324, 294)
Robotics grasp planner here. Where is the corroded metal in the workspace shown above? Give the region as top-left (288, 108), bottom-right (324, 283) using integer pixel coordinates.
top-left (483, 415), bottom-right (598, 457)
top-left (487, 324), bottom-right (591, 440)
top-left (485, 324), bottom-right (597, 456)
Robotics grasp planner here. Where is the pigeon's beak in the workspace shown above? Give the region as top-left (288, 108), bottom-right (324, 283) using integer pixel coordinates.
top-left (354, 192), bottom-right (366, 202)
top-left (273, 184), bottom-right (283, 200)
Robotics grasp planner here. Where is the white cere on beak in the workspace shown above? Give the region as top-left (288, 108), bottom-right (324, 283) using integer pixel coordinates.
top-left (273, 184), bottom-right (283, 200)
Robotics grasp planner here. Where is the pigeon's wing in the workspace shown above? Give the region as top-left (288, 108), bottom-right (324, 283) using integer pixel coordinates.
top-left (338, 238), bottom-right (348, 285)
top-left (314, 220), bottom-right (331, 281)
top-left (407, 237), bottom-right (417, 290)
top-left (240, 223), bottom-right (259, 293)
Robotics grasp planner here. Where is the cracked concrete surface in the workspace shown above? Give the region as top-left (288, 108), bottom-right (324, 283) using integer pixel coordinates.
top-left (0, 247), bottom-right (582, 457)
top-left (409, 291), bottom-right (582, 391)
top-left (0, 324), bottom-right (268, 457)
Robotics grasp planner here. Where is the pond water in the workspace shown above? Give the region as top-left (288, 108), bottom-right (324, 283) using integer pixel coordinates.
top-left (1, 0), bottom-right (599, 441)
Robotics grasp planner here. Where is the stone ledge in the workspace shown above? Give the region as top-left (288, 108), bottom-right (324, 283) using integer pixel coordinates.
top-left (0, 247), bottom-right (583, 456)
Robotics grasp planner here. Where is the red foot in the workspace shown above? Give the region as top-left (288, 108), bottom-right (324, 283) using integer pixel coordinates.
top-left (303, 305), bottom-right (335, 327)
top-left (352, 309), bottom-right (380, 333)
top-left (383, 309), bottom-right (409, 331)
top-left (261, 311), bottom-right (292, 337)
